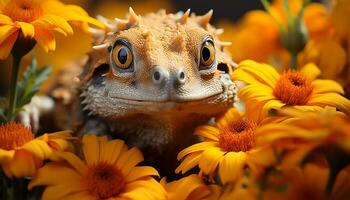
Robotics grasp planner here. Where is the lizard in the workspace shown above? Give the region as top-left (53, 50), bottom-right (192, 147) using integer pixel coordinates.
top-left (26, 8), bottom-right (238, 176)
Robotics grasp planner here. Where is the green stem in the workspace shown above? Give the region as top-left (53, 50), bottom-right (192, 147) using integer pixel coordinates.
top-left (7, 54), bottom-right (22, 121)
top-left (290, 51), bottom-right (297, 70)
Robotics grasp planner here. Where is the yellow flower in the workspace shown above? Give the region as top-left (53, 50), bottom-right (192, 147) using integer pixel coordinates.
top-left (162, 174), bottom-right (221, 200)
top-left (176, 108), bottom-right (277, 184)
top-left (29, 134), bottom-right (166, 200)
top-left (0, 121), bottom-right (72, 177)
top-left (232, 60), bottom-right (350, 116)
top-left (0, 0), bottom-right (104, 59)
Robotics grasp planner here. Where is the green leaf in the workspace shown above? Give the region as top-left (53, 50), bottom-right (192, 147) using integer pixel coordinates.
top-left (15, 57), bottom-right (51, 111)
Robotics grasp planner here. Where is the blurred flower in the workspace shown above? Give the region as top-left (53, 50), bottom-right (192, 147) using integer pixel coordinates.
top-left (29, 134), bottom-right (165, 200)
top-left (176, 108), bottom-right (277, 184)
top-left (232, 60), bottom-right (350, 116)
top-left (298, 38), bottom-right (347, 84)
top-left (0, 121), bottom-right (72, 177)
top-left (162, 174), bottom-right (221, 200)
top-left (331, 0), bottom-right (350, 40)
top-left (0, 0), bottom-right (104, 59)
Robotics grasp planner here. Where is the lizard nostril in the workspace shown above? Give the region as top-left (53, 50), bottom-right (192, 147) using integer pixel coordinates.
top-left (176, 68), bottom-right (186, 84)
top-left (152, 67), bottom-right (169, 85)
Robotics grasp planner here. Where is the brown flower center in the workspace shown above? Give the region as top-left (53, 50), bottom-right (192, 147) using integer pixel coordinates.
top-left (86, 162), bottom-right (126, 199)
top-left (0, 122), bottom-right (34, 150)
top-left (3, 0), bottom-right (44, 22)
top-left (218, 117), bottom-right (257, 152)
top-left (273, 71), bottom-right (313, 105)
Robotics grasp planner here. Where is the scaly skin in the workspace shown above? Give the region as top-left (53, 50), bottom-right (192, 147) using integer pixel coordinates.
top-left (41, 8), bottom-right (237, 176)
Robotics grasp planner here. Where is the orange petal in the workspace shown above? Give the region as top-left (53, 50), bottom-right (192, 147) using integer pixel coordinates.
top-left (194, 126), bottom-right (220, 141)
top-left (34, 27), bottom-right (55, 52)
top-left (177, 141), bottom-right (217, 160)
top-left (219, 152), bottom-right (247, 184)
top-left (0, 24), bottom-right (18, 45)
top-left (16, 22), bottom-right (34, 38)
top-left (198, 147), bottom-right (225, 175)
top-left (8, 150), bottom-right (41, 178)
top-left (125, 166), bottom-right (159, 183)
top-left (117, 147), bottom-right (144, 175)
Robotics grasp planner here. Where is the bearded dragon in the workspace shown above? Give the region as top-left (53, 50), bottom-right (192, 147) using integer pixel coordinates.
top-left (24, 8), bottom-right (237, 176)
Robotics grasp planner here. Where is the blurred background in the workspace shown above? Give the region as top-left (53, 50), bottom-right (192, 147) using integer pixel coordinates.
top-left (0, 0), bottom-right (323, 94)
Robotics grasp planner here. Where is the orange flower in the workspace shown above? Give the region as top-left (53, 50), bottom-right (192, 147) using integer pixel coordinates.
top-left (0, 122), bottom-right (72, 177)
top-left (0, 0), bottom-right (104, 59)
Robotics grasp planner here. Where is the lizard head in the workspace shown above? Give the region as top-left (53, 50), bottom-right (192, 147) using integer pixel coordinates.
top-left (80, 8), bottom-right (237, 124)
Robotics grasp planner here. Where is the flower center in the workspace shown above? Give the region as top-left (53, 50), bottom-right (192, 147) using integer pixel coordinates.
top-left (218, 117), bottom-right (257, 152)
top-left (86, 162), bottom-right (126, 199)
top-left (273, 71), bottom-right (314, 105)
top-left (0, 122), bottom-right (34, 150)
top-left (3, 0), bottom-right (44, 22)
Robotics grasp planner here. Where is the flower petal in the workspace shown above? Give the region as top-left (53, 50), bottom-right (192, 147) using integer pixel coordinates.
top-left (175, 151), bottom-right (201, 174)
top-left (17, 22), bottom-right (35, 38)
top-left (177, 141), bottom-right (217, 160)
top-left (198, 147), bottom-right (225, 175)
top-left (125, 166), bottom-right (159, 183)
top-left (194, 126), bottom-right (220, 141)
top-left (0, 24), bottom-right (18, 45)
top-left (219, 152), bottom-right (247, 184)
top-left (100, 139), bottom-right (125, 164)
top-left (233, 60), bottom-right (280, 88)
top-left (0, 14), bottom-right (13, 25)
top-left (300, 63), bottom-right (321, 80)
top-left (34, 27), bottom-right (55, 52)
top-left (117, 147), bottom-right (143, 175)
top-left (308, 93), bottom-right (350, 115)
top-left (312, 79), bottom-right (344, 94)
top-left (238, 84), bottom-right (276, 102)
top-left (33, 14), bottom-right (73, 35)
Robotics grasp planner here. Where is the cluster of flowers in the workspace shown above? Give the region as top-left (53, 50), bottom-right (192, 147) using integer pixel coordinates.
top-left (1, 0), bottom-right (350, 199)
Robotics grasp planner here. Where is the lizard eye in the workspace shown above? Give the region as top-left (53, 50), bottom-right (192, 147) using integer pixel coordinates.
top-left (200, 40), bottom-right (215, 68)
top-left (112, 43), bottom-right (133, 69)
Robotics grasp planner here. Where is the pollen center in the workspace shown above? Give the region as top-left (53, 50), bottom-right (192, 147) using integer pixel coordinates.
top-left (86, 162), bottom-right (126, 199)
top-left (218, 117), bottom-right (257, 152)
top-left (273, 71), bottom-right (314, 105)
top-left (0, 122), bottom-right (34, 150)
top-left (3, 0), bottom-right (44, 22)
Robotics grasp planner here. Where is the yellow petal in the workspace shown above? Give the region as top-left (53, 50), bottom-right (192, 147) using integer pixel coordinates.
top-left (300, 63), bottom-right (321, 80)
top-left (22, 140), bottom-right (53, 160)
top-left (238, 84), bottom-right (276, 102)
top-left (34, 27), bottom-right (55, 52)
top-left (117, 147), bottom-right (143, 175)
top-left (175, 151), bottom-right (201, 174)
top-left (125, 166), bottom-right (159, 183)
top-left (100, 139), bottom-right (125, 164)
top-left (165, 175), bottom-right (208, 200)
top-left (8, 150), bottom-right (40, 178)
top-left (17, 22), bottom-right (34, 38)
top-left (0, 14), bottom-right (13, 24)
top-left (0, 24), bottom-right (18, 44)
top-left (33, 14), bottom-right (73, 35)
top-left (216, 108), bottom-right (242, 130)
top-left (312, 79), bottom-right (344, 94)
top-left (0, 32), bottom-right (19, 59)
top-left (0, 149), bottom-right (15, 163)
top-left (177, 141), bottom-right (217, 160)
top-left (28, 162), bottom-right (86, 190)
top-left (308, 93), bottom-right (350, 115)
top-left (219, 152), bottom-right (247, 184)
top-left (194, 126), bottom-right (220, 141)
top-left (53, 151), bottom-right (87, 174)
top-left (262, 99), bottom-right (285, 113)
top-left (82, 134), bottom-right (100, 165)
top-left (234, 60), bottom-right (280, 88)
top-left (198, 147), bottom-right (225, 175)
top-left (123, 178), bottom-right (166, 200)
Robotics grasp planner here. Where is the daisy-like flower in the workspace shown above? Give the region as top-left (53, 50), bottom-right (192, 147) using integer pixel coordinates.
top-left (0, 121), bottom-right (72, 177)
top-left (162, 174), bottom-right (221, 200)
top-left (29, 134), bottom-right (166, 200)
top-left (0, 0), bottom-right (104, 59)
top-left (176, 108), bottom-right (279, 184)
top-left (232, 60), bottom-right (350, 116)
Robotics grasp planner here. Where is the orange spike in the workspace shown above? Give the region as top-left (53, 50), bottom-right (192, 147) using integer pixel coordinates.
top-left (178, 9), bottom-right (190, 24)
top-left (198, 9), bottom-right (213, 27)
